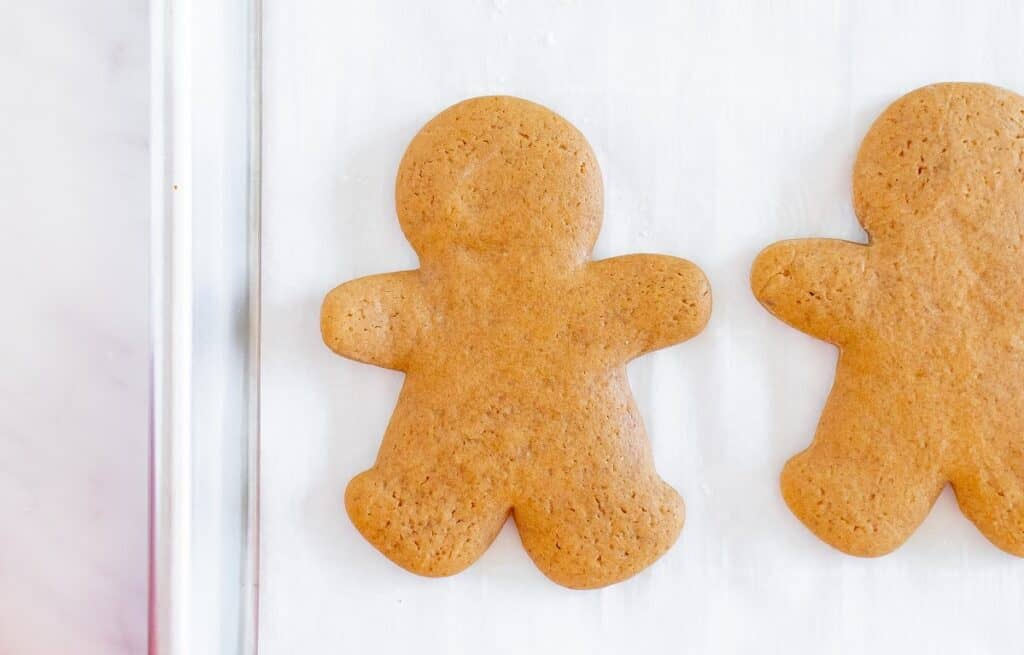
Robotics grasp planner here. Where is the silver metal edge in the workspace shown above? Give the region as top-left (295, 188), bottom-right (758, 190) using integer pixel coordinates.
top-left (149, 0), bottom-right (262, 652)
top-left (150, 0), bottom-right (193, 651)
top-left (241, 0), bottom-right (263, 651)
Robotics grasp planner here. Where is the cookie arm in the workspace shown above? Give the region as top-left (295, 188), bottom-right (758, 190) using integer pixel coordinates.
top-left (590, 254), bottom-right (712, 358)
top-left (321, 270), bottom-right (425, 371)
top-left (750, 239), bottom-right (870, 344)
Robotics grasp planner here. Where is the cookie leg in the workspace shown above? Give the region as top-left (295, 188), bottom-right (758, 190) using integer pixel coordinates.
top-left (781, 439), bottom-right (945, 556)
top-left (951, 450), bottom-right (1024, 556)
top-left (512, 474), bottom-right (684, 589)
top-left (345, 465), bottom-right (511, 577)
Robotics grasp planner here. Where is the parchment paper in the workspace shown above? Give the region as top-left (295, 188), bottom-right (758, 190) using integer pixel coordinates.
top-left (260, 2), bottom-right (1024, 652)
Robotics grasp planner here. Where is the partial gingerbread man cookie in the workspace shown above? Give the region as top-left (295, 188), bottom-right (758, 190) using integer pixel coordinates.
top-left (322, 97), bottom-right (711, 588)
top-left (752, 82), bottom-right (1024, 557)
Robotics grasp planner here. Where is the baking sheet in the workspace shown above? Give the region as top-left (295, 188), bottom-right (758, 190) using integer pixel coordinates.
top-left (259, 1), bottom-right (1024, 652)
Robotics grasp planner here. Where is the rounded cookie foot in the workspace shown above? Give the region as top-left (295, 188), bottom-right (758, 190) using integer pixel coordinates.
top-left (345, 466), bottom-right (511, 577)
top-left (781, 444), bottom-right (944, 556)
top-left (951, 458), bottom-right (1024, 557)
top-left (513, 474), bottom-right (684, 589)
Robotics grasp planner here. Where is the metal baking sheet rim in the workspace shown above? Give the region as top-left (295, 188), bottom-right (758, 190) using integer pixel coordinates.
top-left (149, 0), bottom-right (262, 653)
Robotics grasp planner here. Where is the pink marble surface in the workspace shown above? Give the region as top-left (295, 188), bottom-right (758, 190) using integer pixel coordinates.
top-left (0, 2), bottom-right (149, 653)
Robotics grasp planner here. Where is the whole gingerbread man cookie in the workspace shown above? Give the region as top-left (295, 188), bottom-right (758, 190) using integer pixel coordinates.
top-left (322, 96), bottom-right (711, 588)
top-left (752, 83), bottom-right (1024, 557)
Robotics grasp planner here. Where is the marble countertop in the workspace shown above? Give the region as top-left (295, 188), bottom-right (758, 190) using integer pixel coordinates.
top-left (0, 2), bottom-right (149, 653)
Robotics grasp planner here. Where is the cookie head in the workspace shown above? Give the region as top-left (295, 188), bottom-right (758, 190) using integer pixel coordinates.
top-left (853, 83), bottom-right (1024, 241)
top-left (395, 96), bottom-right (602, 261)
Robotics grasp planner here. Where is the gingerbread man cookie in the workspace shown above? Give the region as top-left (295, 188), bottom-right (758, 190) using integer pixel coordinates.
top-left (322, 96), bottom-right (711, 588)
top-left (752, 83), bottom-right (1024, 557)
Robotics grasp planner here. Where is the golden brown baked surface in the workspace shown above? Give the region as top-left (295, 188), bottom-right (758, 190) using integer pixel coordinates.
top-left (752, 82), bottom-right (1024, 557)
top-left (322, 96), bottom-right (711, 588)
